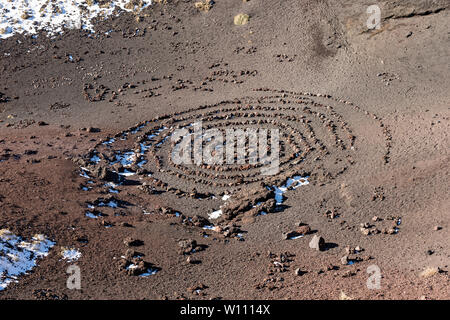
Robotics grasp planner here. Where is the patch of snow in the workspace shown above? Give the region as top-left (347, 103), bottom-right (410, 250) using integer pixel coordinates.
top-left (0, 230), bottom-right (55, 291)
top-left (114, 151), bottom-right (137, 167)
top-left (118, 169), bottom-right (135, 177)
top-left (0, 0), bottom-right (152, 40)
top-left (125, 264), bottom-right (159, 277)
top-left (85, 211), bottom-right (99, 219)
top-left (61, 248), bottom-right (81, 262)
top-left (98, 200), bottom-right (118, 208)
top-left (208, 209), bottom-right (222, 220)
top-left (272, 176), bottom-right (309, 205)
top-left (90, 155), bottom-right (101, 163)
top-left (102, 138), bottom-right (115, 145)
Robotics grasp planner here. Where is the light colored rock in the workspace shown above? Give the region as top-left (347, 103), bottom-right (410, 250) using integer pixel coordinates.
top-left (309, 235), bottom-right (325, 251)
top-left (234, 13), bottom-right (250, 26)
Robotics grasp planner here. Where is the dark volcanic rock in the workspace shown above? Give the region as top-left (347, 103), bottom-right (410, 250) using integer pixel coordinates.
top-left (296, 224), bottom-right (312, 235)
top-left (123, 237), bottom-right (144, 247)
top-left (0, 92), bottom-right (9, 103)
top-left (178, 239), bottom-right (197, 254)
top-left (191, 215), bottom-right (210, 227)
top-left (219, 186), bottom-right (275, 221)
top-left (119, 256), bottom-right (157, 276)
top-left (90, 165), bottom-right (120, 182)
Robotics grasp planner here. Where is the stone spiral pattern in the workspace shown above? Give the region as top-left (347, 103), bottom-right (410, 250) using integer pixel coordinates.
top-left (82, 89), bottom-right (392, 197)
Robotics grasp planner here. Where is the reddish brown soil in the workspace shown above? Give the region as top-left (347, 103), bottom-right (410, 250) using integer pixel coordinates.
top-left (0, 0), bottom-right (448, 300)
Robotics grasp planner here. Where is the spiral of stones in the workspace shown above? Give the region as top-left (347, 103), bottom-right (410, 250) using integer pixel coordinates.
top-left (86, 88), bottom-right (392, 196)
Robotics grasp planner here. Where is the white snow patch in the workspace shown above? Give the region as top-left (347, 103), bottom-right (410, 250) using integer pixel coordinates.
top-left (208, 209), bottom-right (222, 220)
top-left (61, 247), bottom-right (81, 262)
top-left (90, 155), bottom-right (101, 163)
top-left (0, 0), bottom-right (152, 40)
top-left (118, 169), bottom-right (135, 177)
top-left (273, 176), bottom-right (309, 205)
top-left (85, 211), bottom-right (99, 219)
top-left (125, 264), bottom-right (158, 277)
top-left (0, 230), bottom-right (55, 291)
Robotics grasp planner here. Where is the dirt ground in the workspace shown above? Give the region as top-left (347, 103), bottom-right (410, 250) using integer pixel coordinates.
top-left (0, 0), bottom-right (448, 300)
